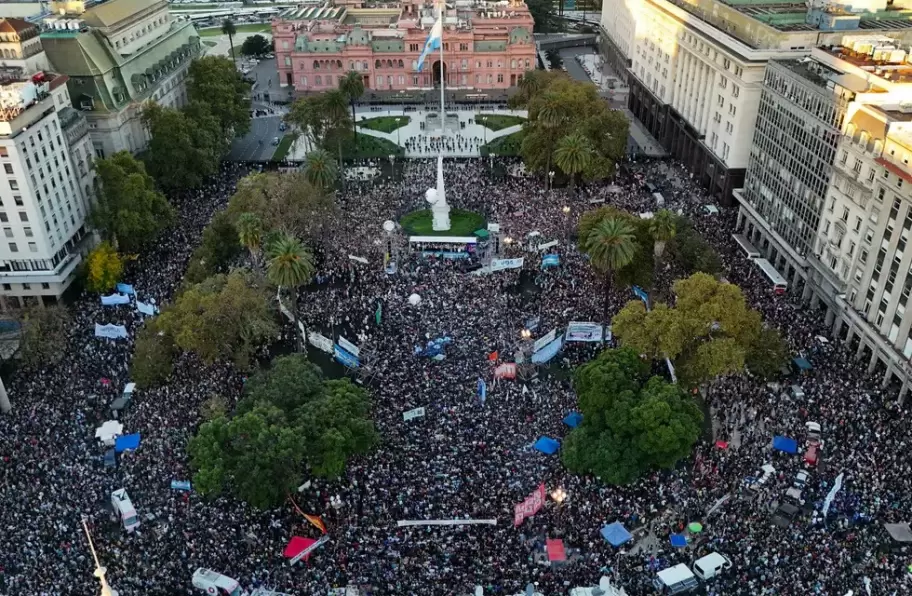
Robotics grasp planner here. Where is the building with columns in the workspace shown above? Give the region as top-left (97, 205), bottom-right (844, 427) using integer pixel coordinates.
top-left (734, 41), bottom-right (912, 398)
top-left (272, 0), bottom-right (537, 96)
top-left (598, 0), bottom-right (912, 205)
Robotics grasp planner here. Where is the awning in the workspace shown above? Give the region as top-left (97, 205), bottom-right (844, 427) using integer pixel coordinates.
top-left (533, 436), bottom-right (560, 455)
top-left (563, 412), bottom-right (583, 428)
top-left (669, 534), bottom-right (687, 548)
top-left (114, 433), bottom-right (141, 453)
top-left (772, 436), bottom-right (798, 454)
top-left (474, 229), bottom-right (489, 238)
top-left (546, 538), bottom-right (566, 562)
top-left (600, 521), bottom-right (632, 547)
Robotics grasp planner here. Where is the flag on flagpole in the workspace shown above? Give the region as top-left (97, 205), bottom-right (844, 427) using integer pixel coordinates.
top-left (304, 514), bottom-right (328, 534)
top-left (375, 302), bottom-right (382, 326)
top-left (417, 16), bottom-right (443, 72)
top-left (477, 377), bottom-right (487, 405)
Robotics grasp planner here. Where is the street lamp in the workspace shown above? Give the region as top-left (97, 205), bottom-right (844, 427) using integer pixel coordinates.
top-left (503, 236), bottom-right (513, 246)
top-left (82, 517), bottom-right (118, 596)
top-left (551, 487), bottom-right (567, 506)
top-left (548, 170), bottom-right (555, 190)
top-left (520, 328), bottom-right (532, 340)
top-left (562, 206), bottom-right (570, 215)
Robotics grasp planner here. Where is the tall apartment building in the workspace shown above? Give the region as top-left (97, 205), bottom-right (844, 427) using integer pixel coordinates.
top-left (734, 40), bottom-right (912, 396)
top-left (0, 18), bottom-right (96, 310)
top-left (37, 0), bottom-right (202, 157)
top-left (598, 0), bottom-right (912, 204)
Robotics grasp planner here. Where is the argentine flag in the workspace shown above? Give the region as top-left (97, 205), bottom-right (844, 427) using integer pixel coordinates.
top-left (417, 16), bottom-right (443, 72)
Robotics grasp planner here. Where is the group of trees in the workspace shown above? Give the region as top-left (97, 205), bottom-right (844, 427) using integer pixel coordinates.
top-left (562, 347), bottom-right (704, 485)
top-left (613, 273), bottom-right (789, 386)
top-left (240, 34), bottom-right (272, 58)
top-left (510, 71), bottom-right (629, 186)
top-left (188, 354), bottom-right (379, 508)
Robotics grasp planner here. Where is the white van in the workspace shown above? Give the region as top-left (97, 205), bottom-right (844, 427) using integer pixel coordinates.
top-left (111, 488), bottom-right (140, 532)
top-left (653, 563), bottom-right (699, 593)
top-left (192, 568), bottom-right (242, 596)
top-left (692, 552), bottom-right (732, 580)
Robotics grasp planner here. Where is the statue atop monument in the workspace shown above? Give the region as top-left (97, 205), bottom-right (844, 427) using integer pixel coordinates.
top-left (426, 155), bottom-right (451, 231)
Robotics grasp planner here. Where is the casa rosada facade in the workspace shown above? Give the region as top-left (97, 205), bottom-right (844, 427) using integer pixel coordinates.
top-left (272, 0), bottom-right (537, 95)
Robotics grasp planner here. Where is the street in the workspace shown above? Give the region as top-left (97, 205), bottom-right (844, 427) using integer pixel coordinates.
top-left (229, 114), bottom-right (285, 161)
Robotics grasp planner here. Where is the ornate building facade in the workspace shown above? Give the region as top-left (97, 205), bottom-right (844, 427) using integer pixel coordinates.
top-left (272, 0), bottom-right (537, 95)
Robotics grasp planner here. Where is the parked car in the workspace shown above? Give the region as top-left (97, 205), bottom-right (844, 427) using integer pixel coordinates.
top-left (806, 421), bottom-right (822, 446)
top-left (804, 444), bottom-right (820, 466)
top-left (271, 136), bottom-right (280, 146)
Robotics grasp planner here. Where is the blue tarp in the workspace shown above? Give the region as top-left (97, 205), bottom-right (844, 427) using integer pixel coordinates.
top-left (114, 433), bottom-right (141, 453)
top-left (563, 412), bottom-right (583, 428)
top-left (533, 436), bottom-right (560, 455)
top-left (669, 534), bottom-right (687, 548)
top-left (793, 357), bottom-right (812, 370)
top-left (600, 522), bottom-right (632, 547)
top-left (170, 480), bottom-right (192, 491)
top-left (772, 435), bottom-right (798, 454)
top-left (103, 449), bottom-right (116, 468)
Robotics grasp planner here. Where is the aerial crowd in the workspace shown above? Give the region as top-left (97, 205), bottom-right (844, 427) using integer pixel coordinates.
top-left (0, 155), bottom-right (909, 596)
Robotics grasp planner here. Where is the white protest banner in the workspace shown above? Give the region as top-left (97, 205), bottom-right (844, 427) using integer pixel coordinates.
top-left (490, 258), bottom-right (524, 272)
top-left (94, 323), bottom-right (128, 340)
top-left (289, 535), bottom-right (330, 565)
top-left (348, 255), bottom-right (368, 265)
top-left (307, 330), bottom-right (334, 354)
top-left (537, 240), bottom-right (558, 252)
top-left (822, 471), bottom-right (844, 520)
top-left (397, 519), bottom-right (497, 527)
top-left (403, 407), bottom-right (426, 421)
top-left (565, 322), bottom-right (604, 342)
top-left (532, 329), bottom-right (557, 354)
top-left (338, 336), bottom-right (360, 357)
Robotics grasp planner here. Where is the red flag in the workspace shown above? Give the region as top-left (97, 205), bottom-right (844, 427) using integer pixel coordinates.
top-left (303, 514), bottom-right (327, 534)
top-left (488, 351), bottom-right (499, 362)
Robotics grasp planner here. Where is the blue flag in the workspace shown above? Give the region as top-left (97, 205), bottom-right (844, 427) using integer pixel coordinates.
top-left (477, 377), bottom-right (487, 405)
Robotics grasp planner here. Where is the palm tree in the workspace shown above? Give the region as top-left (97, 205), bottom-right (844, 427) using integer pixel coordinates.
top-left (304, 149), bottom-right (338, 190)
top-left (266, 234), bottom-right (315, 352)
top-left (554, 132), bottom-right (593, 189)
top-left (582, 217), bottom-right (638, 322)
top-left (535, 91), bottom-right (567, 189)
top-left (236, 212), bottom-right (263, 265)
top-left (518, 70), bottom-right (545, 101)
top-left (339, 71), bottom-right (365, 140)
top-left (649, 209), bottom-right (677, 259)
top-left (322, 89), bottom-right (350, 172)
top-left (221, 19), bottom-right (237, 61)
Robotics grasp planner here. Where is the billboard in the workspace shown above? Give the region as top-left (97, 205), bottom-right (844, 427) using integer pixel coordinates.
top-left (565, 322), bottom-right (604, 342)
top-left (308, 330), bottom-right (334, 354)
top-left (531, 336), bottom-right (562, 364)
top-left (532, 328), bottom-right (557, 354)
top-left (334, 345), bottom-right (360, 368)
top-left (490, 258), bottom-right (525, 272)
top-left (338, 336), bottom-right (360, 357)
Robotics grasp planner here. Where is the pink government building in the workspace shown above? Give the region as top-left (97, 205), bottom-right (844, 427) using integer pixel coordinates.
top-left (272, 0), bottom-right (537, 95)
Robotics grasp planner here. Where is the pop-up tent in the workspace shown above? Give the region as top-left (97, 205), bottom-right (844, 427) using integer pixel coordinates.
top-left (546, 538), bottom-right (567, 562)
top-left (772, 436), bottom-right (798, 454)
top-left (563, 412), bottom-right (583, 428)
top-left (669, 534), bottom-right (688, 548)
top-left (114, 433), bottom-right (141, 453)
top-left (95, 420), bottom-right (123, 445)
top-left (600, 521), bottom-right (633, 547)
top-left (533, 437), bottom-right (560, 455)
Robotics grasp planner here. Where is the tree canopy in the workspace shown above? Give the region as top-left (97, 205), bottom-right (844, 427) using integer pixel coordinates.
top-left (240, 34), bottom-right (271, 57)
top-left (666, 217), bottom-right (723, 277)
top-left (188, 56), bottom-right (251, 137)
top-left (84, 241), bottom-right (124, 293)
top-left (184, 211), bottom-right (243, 284)
top-left (190, 354), bottom-right (378, 508)
top-left (142, 103), bottom-right (225, 192)
top-left (512, 72), bottom-right (628, 183)
top-left (562, 348), bottom-right (703, 485)
top-left (612, 273), bottom-right (787, 386)
top-left (91, 152), bottom-right (174, 252)
top-left (19, 305), bottom-right (71, 369)
top-left (130, 318), bottom-right (175, 388)
top-left (578, 206), bottom-right (651, 289)
top-left (156, 269), bottom-right (277, 369)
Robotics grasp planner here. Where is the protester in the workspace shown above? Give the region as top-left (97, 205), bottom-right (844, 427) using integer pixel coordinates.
top-left (0, 157), bottom-right (905, 596)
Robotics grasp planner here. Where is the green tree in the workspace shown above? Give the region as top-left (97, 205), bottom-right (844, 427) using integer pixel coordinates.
top-left (84, 241), bottom-right (124, 293)
top-left (667, 220), bottom-right (722, 277)
top-left (142, 103), bottom-right (221, 192)
top-left (236, 211), bottom-right (263, 265)
top-left (745, 326), bottom-right (789, 380)
top-left (19, 305), bottom-right (71, 369)
top-left (562, 348), bottom-right (702, 485)
top-left (525, 0), bottom-right (559, 32)
top-left (156, 269), bottom-right (277, 369)
top-left (227, 171), bottom-right (336, 243)
top-left (304, 149), bottom-right (338, 190)
top-left (612, 273), bottom-right (769, 387)
top-left (239, 353), bottom-right (325, 416)
top-left (338, 70), bottom-right (364, 139)
top-left (266, 234), bottom-right (314, 353)
top-left (240, 34), bottom-right (270, 56)
top-left (579, 216), bottom-right (637, 321)
top-left (579, 206), bottom-right (655, 289)
top-left (188, 56), bottom-right (251, 137)
top-left (130, 319), bottom-right (175, 388)
top-left (186, 211), bottom-right (242, 284)
top-left (553, 132), bottom-right (593, 189)
top-left (91, 152), bottom-right (175, 252)
top-left (221, 19), bottom-right (237, 59)
top-left (649, 209), bottom-right (677, 259)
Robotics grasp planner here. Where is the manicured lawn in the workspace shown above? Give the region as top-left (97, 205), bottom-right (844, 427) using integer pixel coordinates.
top-left (198, 24), bottom-right (271, 37)
top-left (358, 116), bottom-right (411, 133)
top-left (271, 135), bottom-right (294, 161)
top-left (400, 208), bottom-right (486, 236)
top-left (475, 114), bottom-right (525, 131)
top-left (339, 134), bottom-right (404, 159)
top-left (480, 130), bottom-right (524, 157)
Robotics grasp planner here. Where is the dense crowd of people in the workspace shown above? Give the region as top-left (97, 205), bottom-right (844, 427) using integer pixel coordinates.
top-left (0, 155), bottom-right (909, 596)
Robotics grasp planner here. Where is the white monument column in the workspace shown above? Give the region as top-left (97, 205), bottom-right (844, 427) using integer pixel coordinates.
top-left (427, 154), bottom-right (451, 231)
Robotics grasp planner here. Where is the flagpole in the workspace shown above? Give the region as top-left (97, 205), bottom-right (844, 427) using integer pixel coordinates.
top-left (439, 0), bottom-right (445, 132)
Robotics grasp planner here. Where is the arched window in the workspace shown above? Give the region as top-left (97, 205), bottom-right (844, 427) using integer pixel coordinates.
top-left (398, 59), bottom-right (404, 68)
top-left (349, 60), bottom-right (354, 70)
top-left (376, 59), bottom-right (381, 69)
top-left (313, 60), bottom-right (320, 70)
top-left (315, 75), bottom-right (322, 86)
top-left (511, 59), bottom-right (516, 69)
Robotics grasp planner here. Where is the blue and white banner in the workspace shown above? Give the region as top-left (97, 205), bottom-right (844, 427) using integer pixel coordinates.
top-left (541, 254), bottom-right (560, 268)
top-left (338, 336), bottom-right (360, 358)
top-left (822, 472), bottom-right (845, 520)
top-left (490, 258), bottom-right (524, 272)
top-left (477, 377), bottom-right (487, 405)
top-left (101, 294), bottom-right (130, 306)
top-left (95, 323), bottom-right (128, 339)
top-left (116, 283), bottom-right (135, 295)
top-left (565, 322), bottom-right (604, 342)
top-left (537, 240), bottom-right (558, 252)
top-left (334, 344), bottom-right (360, 368)
top-left (170, 480), bottom-right (192, 491)
top-left (307, 330), bottom-right (334, 354)
top-left (632, 285), bottom-right (649, 306)
top-left (136, 300), bottom-right (158, 316)
top-left (417, 16), bottom-right (443, 72)
top-left (531, 336), bottom-right (563, 364)
top-left (532, 328), bottom-right (557, 354)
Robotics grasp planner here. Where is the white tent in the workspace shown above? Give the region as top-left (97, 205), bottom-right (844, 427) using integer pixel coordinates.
top-left (408, 293), bottom-right (422, 306)
top-left (95, 420), bottom-right (124, 445)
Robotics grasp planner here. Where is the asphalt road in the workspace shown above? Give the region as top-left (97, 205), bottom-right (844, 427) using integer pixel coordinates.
top-left (229, 115), bottom-right (284, 161)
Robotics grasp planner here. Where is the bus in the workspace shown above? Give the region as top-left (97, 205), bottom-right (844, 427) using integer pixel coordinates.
top-left (754, 258), bottom-right (788, 295)
top-left (732, 233), bottom-right (761, 259)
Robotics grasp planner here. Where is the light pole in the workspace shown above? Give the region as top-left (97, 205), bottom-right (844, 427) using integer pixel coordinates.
top-left (0, 375), bottom-right (10, 413)
top-left (562, 205), bottom-right (571, 238)
top-left (82, 517), bottom-right (118, 596)
top-left (548, 170), bottom-right (555, 190)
